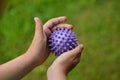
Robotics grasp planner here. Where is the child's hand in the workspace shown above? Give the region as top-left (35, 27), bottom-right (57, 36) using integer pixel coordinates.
top-left (26, 16), bottom-right (73, 66)
top-left (47, 44), bottom-right (84, 80)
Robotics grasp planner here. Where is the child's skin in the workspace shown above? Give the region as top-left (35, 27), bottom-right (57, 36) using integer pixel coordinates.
top-left (0, 16), bottom-right (84, 80)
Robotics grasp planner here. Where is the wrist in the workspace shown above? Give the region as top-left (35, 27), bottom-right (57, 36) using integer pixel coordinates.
top-left (24, 52), bottom-right (41, 67)
top-left (47, 65), bottom-right (67, 80)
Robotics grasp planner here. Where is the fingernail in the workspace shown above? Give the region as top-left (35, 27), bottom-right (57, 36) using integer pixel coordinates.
top-left (80, 44), bottom-right (84, 49)
top-left (34, 17), bottom-right (39, 22)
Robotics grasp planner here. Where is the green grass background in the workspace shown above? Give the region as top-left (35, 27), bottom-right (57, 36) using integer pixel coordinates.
top-left (0, 0), bottom-right (120, 80)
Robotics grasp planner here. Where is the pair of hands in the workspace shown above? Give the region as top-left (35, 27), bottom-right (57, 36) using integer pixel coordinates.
top-left (26, 16), bottom-right (84, 76)
top-left (0, 16), bottom-right (83, 80)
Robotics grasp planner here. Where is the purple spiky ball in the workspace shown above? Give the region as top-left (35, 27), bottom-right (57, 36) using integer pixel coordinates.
top-left (48, 27), bottom-right (78, 56)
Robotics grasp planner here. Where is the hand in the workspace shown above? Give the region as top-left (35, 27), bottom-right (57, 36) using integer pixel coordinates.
top-left (47, 44), bottom-right (84, 80)
top-left (26, 16), bottom-right (73, 66)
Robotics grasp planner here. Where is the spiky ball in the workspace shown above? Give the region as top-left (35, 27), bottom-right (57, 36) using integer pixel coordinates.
top-left (48, 27), bottom-right (78, 56)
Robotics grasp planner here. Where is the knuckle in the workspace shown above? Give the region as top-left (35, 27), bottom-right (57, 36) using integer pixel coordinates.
top-left (49, 18), bottom-right (56, 23)
top-left (74, 58), bottom-right (80, 63)
top-left (48, 20), bottom-right (56, 27)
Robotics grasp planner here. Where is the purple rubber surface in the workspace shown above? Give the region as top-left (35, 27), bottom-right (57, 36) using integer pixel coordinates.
top-left (48, 27), bottom-right (78, 56)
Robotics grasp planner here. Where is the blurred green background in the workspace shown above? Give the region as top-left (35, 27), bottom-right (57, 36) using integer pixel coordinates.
top-left (0, 0), bottom-right (120, 80)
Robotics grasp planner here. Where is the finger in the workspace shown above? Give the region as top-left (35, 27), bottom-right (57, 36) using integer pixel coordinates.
top-left (34, 17), bottom-right (43, 36)
top-left (69, 44), bottom-right (84, 56)
top-left (52, 24), bottom-right (73, 31)
top-left (44, 28), bottom-right (51, 37)
top-left (43, 16), bottom-right (67, 30)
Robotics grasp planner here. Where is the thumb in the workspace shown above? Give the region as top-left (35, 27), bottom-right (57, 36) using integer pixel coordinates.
top-left (34, 17), bottom-right (43, 36)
